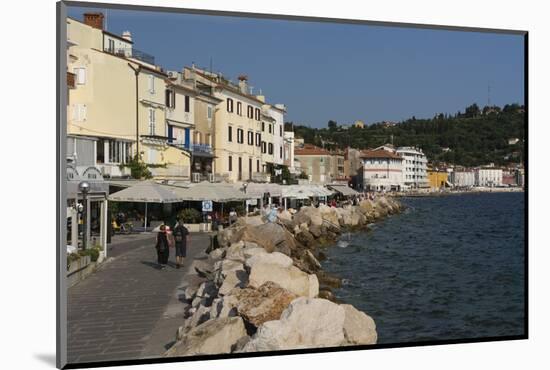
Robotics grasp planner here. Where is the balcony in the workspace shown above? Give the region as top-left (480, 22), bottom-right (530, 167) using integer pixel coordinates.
top-left (104, 47), bottom-right (155, 66)
top-left (192, 144), bottom-right (213, 154)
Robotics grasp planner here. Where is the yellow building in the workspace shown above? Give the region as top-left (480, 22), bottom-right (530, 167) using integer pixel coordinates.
top-left (67, 13), bottom-right (190, 179)
top-left (427, 169), bottom-right (449, 190)
top-left (184, 68), bottom-right (275, 183)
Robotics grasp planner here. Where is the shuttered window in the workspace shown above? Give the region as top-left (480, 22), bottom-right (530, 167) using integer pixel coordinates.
top-left (184, 95), bottom-right (190, 112)
top-left (148, 108), bottom-right (155, 135)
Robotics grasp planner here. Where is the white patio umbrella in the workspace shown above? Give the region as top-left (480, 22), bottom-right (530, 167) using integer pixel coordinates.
top-left (108, 181), bottom-right (183, 232)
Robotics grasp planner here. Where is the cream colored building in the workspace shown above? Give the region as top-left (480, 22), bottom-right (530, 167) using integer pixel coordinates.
top-left (294, 144), bottom-right (335, 184)
top-left (184, 67), bottom-right (280, 183)
top-left (67, 13), bottom-right (190, 179)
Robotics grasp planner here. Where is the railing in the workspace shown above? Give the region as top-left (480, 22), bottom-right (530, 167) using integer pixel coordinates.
top-left (192, 144), bottom-right (213, 154)
top-left (104, 47), bottom-right (155, 65)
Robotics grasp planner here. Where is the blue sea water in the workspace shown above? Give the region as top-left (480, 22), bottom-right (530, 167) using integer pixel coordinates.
top-left (322, 192), bottom-right (526, 344)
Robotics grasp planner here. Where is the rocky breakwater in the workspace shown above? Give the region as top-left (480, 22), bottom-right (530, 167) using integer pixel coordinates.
top-left (164, 196), bottom-right (402, 357)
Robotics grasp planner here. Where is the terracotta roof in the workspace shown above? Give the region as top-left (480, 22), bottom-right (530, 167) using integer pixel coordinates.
top-left (360, 149), bottom-right (403, 160)
top-left (295, 144), bottom-right (331, 156)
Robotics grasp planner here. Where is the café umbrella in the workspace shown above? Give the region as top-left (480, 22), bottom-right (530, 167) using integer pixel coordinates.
top-left (108, 181), bottom-right (183, 232)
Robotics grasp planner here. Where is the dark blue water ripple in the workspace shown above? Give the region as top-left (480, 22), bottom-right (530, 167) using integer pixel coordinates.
top-left (322, 192), bottom-right (525, 344)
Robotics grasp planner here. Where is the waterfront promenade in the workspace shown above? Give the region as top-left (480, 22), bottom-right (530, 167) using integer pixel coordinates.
top-left (67, 233), bottom-right (210, 364)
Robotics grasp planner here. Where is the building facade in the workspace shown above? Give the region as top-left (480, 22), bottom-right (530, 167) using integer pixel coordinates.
top-left (475, 168), bottom-right (503, 187)
top-left (449, 170), bottom-right (475, 188)
top-left (361, 149), bottom-right (404, 191)
top-left (67, 13), bottom-right (190, 179)
top-left (294, 144), bottom-right (334, 184)
top-left (396, 146), bottom-right (428, 188)
top-left (427, 169), bottom-right (449, 190)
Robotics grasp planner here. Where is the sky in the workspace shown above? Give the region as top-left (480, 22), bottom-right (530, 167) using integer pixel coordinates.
top-left (68, 6), bottom-right (525, 128)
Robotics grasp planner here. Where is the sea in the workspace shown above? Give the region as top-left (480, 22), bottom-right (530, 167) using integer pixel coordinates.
top-left (322, 192), bottom-right (526, 344)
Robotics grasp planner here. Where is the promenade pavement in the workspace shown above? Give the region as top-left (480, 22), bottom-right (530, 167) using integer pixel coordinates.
top-left (67, 232), bottom-right (211, 364)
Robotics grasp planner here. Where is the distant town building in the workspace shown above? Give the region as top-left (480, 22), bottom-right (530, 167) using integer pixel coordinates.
top-left (449, 170), bottom-right (475, 188)
top-left (508, 138), bottom-right (520, 145)
top-left (354, 120), bottom-right (365, 128)
top-left (475, 168), bottom-right (503, 187)
top-left (396, 147), bottom-right (429, 189)
top-left (283, 131), bottom-right (297, 174)
top-left (294, 144), bottom-right (334, 184)
top-left (360, 149), bottom-right (404, 191)
top-left (427, 169), bottom-right (449, 190)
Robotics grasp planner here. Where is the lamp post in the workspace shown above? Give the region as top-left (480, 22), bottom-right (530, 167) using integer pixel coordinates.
top-left (78, 181), bottom-right (90, 250)
top-left (243, 182), bottom-right (248, 218)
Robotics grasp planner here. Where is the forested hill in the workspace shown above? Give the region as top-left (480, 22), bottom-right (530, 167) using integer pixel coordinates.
top-left (286, 103), bottom-right (525, 167)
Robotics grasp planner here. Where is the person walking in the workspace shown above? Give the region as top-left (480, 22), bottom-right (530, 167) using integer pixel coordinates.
top-left (155, 224), bottom-right (170, 269)
top-left (172, 219), bottom-right (189, 269)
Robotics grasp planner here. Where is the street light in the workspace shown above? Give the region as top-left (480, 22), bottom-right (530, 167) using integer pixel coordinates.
top-left (79, 181), bottom-right (90, 250)
top-left (243, 182), bottom-right (249, 218)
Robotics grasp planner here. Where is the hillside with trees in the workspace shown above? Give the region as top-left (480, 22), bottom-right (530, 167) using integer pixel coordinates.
top-left (285, 103), bottom-right (525, 167)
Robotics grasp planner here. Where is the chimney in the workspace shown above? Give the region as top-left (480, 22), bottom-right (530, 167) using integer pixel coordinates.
top-left (122, 31), bottom-right (132, 42)
top-left (83, 12), bottom-right (105, 30)
top-left (238, 75), bottom-right (248, 94)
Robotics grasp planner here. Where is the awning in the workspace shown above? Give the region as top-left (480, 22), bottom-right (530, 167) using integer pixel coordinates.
top-left (281, 185), bottom-right (335, 199)
top-left (327, 184), bottom-right (361, 197)
top-left (168, 181), bottom-right (252, 202)
top-left (238, 183), bottom-right (283, 199)
top-left (108, 181), bottom-right (182, 203)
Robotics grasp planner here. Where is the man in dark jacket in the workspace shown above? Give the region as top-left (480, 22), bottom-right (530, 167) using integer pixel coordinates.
top-left (155, 224), bottom-right (170, 269)
top-left (172, 219), bottom-right (189, 269)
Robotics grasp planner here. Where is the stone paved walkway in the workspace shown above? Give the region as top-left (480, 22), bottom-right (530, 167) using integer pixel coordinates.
top-left (67, 233), bottom-right (210, 364)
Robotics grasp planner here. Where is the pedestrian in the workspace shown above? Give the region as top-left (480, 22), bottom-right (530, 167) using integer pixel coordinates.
top-left (229, 208), bottom-right (237, 225)
top-left (172, 218), bottom-right (189, 269)
top-left (155, 224), bottom-right (170, 269)
top-left (211, 211), bottom-right (219, 231)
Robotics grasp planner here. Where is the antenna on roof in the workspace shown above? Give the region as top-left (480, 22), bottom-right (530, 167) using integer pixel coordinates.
top-left (209, 57), bottom-right (213, 75)
top-left (487, 81), bottom-right (491, 107)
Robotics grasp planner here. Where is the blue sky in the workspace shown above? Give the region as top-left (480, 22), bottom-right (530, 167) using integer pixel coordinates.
top-left (68, 6), bottom-right (525, 128)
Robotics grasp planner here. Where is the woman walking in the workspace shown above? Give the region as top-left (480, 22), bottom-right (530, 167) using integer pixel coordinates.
top-left (155, 224), bottom-right (170, 269)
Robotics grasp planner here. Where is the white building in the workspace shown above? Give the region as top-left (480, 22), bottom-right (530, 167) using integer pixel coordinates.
top-left (475, 168), bottom-right (503, 187)
top-left (396, 146), bottom-right (428, 188)
top-left (449, 170), bottom-right (475, 188)
top-left (361, 149), bottom-right (404, 191)
top-left (268, 104), bottom-right (286, 167)
top-left (283, 131), bottom-right (297, 174)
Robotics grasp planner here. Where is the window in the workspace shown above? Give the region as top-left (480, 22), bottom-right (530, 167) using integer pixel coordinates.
top-left (247, 106), bottom-right (253, 119)
top-left (184, 95), bottom-right (190, 112)
top-left (207, 105), bottom-right (213, 120)
top-left (248, 131), bottom-right (254, 145)
top-left (249, 158), bottom-right (252, 179)
top-left (107, 140), bottom-right (130, 164)
top-left (228, 156), bottom-right (233, 171)
top-left (227, 98), bottom-right (234, 113)
top-left (165, 89), bottom-right (175, 108)
top-left (255, 108), bottom-right (261, 121)
top-left (257, 159), bottom-right (260, 172)
top-left (72, 104), bottom-right (87, 121)
top-left (268, 143), bottom-right (273, 155)
top-left (255, 133), bottom-right (261, 147)
top-left (237, 102), bottom-right (242, 116)
top-left (73, 67), bottom-right (86, 85)
top-left (228, 126), bottom-right (233, 142)
top-left (261, 141), bottom-right (266, 154)
top-left (148, 75), bottom-right (155, 93)
top-left (237, 128), bottom-right (244, 144)
top-left (269, 124), bottom-right (272, 134)
top-left (280, 146), bottom-right (283, 159)
top-left (148, 108), bottom-right (156, 135)
top-left (261, 122), bottom-right (265, 132)
top-left (107, 38), bottom-right (114, 53)
top-left (280, 125), bottom-right (283, 136)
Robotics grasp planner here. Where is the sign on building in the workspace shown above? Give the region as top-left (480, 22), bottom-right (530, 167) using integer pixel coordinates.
top-left (202, 200), bottom-right (213, 212)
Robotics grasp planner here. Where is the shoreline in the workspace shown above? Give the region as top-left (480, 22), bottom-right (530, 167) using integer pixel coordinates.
top-left (163, 196), bottom-right (403, 356)
top-left (394, 187), bottom-right (524, 198)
